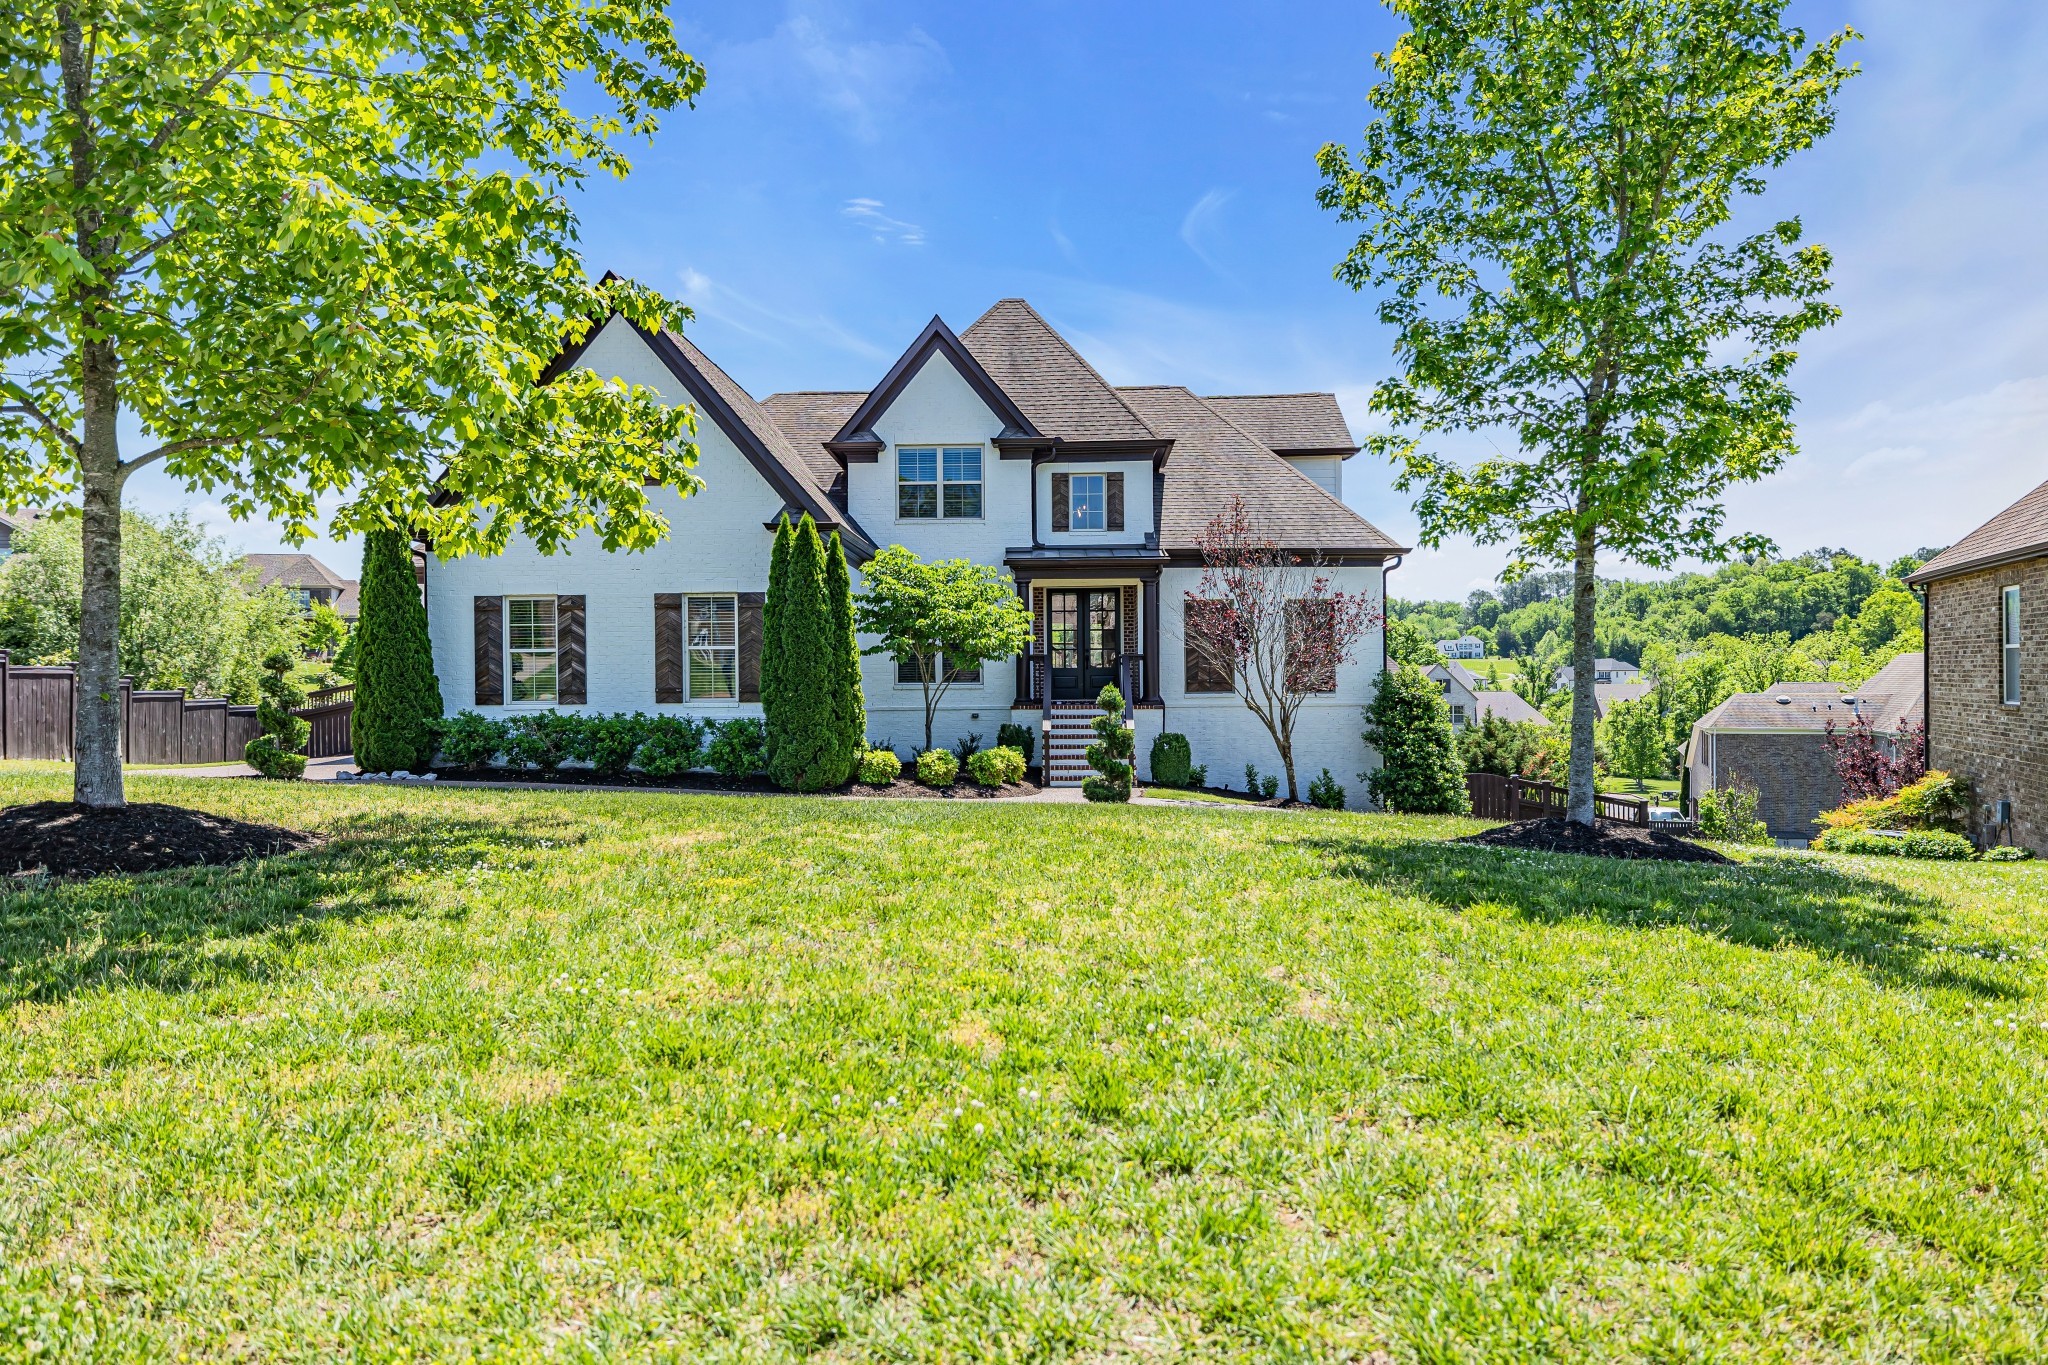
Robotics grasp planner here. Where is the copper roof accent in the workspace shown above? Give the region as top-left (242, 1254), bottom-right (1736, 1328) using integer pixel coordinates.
top-left (1116, 385), bottom-right (1405, 554)
top-left (1202, 393), bottom-right (1356, 455)
top-left (959, 300), bottom-right (1158, 444)
top-left (1907, 475), bottom-right (2048, 584)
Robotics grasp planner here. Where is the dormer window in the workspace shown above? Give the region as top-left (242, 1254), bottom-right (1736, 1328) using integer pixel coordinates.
top-left (898, 446), bottom-right (983, 519)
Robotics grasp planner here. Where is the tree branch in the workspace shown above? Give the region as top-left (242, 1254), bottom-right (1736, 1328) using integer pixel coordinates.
top-left (0, 400), bottom-right (82, 456)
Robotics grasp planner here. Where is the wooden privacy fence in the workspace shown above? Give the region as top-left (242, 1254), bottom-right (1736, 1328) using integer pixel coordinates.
top-left (1464, 772), bottom-right (1650, 827)
top-left (0, 651), bottom-right (354, 764)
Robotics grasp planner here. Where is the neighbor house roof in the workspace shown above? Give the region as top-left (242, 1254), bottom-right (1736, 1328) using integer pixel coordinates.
top-left (332, 580), bottom-right (361, 618)
top-left (1473, 690), bottom-right (1548, 725)
top-left (1428, 660), bottom-right (1481, 692)
top-left (959, 299), bottom-right (1157, 445)
top-left (1692, 653), bottom-right (1925, 735)
top-left (242, 553), bottom-right (350, 593)
top-left (1907, 475), bottom-right (2048, 584)
top-left (0, 508), bottom-right (46, 534)
top-left (1115, 385), bottom-right (1405, 555)
top-left (1592, 681), bottom-right (1655, 718)
top-left (1201, 393), bottom-right (1356, 455)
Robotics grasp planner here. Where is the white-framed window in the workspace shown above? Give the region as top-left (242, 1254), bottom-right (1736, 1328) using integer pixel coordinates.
top-left (897, 446), bottom-right (983, 519)
top-left (895, 653), bottom-right (982, 686)
top-left (2003, 586), bottom-right (2022, 706)
top-left (507, 596), bottom-right (558, 705)
top-left (1069, 473), bottom-right (1107, 531)
top-left (687, 593), bottom-right (739, 701)
top-left (1449, 704), bottom-right (1467, 728)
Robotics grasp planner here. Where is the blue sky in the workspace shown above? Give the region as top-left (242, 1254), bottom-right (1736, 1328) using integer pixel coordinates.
top-left (133, 0), bottom-right (2048, 602)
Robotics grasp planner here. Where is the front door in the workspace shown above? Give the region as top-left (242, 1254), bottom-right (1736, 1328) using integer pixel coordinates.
top-left (1048, 589), bottom-right (1121, 701)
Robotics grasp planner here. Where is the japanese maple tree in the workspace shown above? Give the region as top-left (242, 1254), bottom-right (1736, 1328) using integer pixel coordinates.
top-left (1825, 713), bottom-right (1926, 803)
top-left (1184, 498), bottom-right (1383, 803)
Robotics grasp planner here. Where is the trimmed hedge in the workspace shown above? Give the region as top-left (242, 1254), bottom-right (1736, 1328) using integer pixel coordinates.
top-left (1148, 732), bottom-right (1195, 788)
top-left (426, 710), bottom-right (753, 781)
top-left (1813, 827), bottom-right (1975, 860)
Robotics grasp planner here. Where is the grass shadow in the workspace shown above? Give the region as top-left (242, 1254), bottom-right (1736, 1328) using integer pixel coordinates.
top-left (0, 808), bottom-right (567, 1007)
top-left (1298, 833), bottom-right (2023, 1000)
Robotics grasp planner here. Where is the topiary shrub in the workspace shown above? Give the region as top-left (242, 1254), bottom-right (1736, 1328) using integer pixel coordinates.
top-left (705, 718), bottom-right (766, 781)
top-left (1698, 784), bottom-right (1770, 844)
top-left (351, 525), bottom-right (443, 773)
top-left (434, 710), bottom-right (506, 769)
top-left (997, 721), bottom-right (1036, 768)
top-left (245, 650), bottom-right (310, 779)
top-left (1814, 827), bottom-right (1975, 860)
top-left (1149, 732), bottom-right (1195, 788)
top-left (577, 712), bottom-right (649, 778)
top-left (634, 715), bottom-right (704, 778)
top-left (858, 748), bottom-right (902, 785)
top-left (1308, 768), bottom-right (1346, 809)
top-left (1360, 664), bottom-right (1468, 814)
top-left (1082, 684), bottom-right (1133, 803)
top-left (916, 749), bottom-right (959, 787)
top-left (503, 711), bottom-right (582, 771)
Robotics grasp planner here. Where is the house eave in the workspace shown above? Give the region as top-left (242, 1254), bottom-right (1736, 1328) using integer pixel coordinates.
top-left (1905, 544), bottom-right (2048, 587)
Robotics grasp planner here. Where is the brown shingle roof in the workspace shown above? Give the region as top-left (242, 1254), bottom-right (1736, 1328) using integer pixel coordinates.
top-left (959, 300), bottom-right (1157, 443)
top-left (1202, 393), bottom-right (1355, 454)
top-left (1592, 681), bottom-right (1655, 718)
top-left (1907, 475), bottom-right (2048, 584)
top-left (1692, 653), bottom-right (1925, 734)
top-left (1473, 690), bottom-right (1549, 725)
top-left (1116, 386), bottom-right (1405, 554)
top-left (241, 553), bottom-right (349, 592)
top-left (759, 391), bottom-right (864, 495)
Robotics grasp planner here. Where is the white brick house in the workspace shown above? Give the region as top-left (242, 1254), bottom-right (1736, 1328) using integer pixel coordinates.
top-left (423, 297), bottom-right (1409, 801)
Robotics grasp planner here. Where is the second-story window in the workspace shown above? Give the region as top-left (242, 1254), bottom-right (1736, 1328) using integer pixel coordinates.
top-left (898, 446), bottom-right (983, 519)
top-left (1069, 474), bottom-right (1106, 531)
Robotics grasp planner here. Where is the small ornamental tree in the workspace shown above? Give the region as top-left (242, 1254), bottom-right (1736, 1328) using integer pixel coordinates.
top-left (1603, 695), bottom-right (1666, 792)
top-left (1184, 498), bottom-right (1384, 803)
top-left (1361, 663), bottom-right (1469, 814)
top-left (823, 529), bottom-right (867, 782)
top-left (1825, 713), bottom-right (1926, 803)
top-left (1318, 0), bottom-right (1855, 824)
top-left (854, 546), bottom-right (1033, 754)
top-left (1, 3), bottom-right (705, 809)
top-left (765, 515), bottom-right (840, 792)
top-left (351, 525), bottom-right (442, 773)
top-left (1082, 683), bottom-right (1134, 803)
top-left (245, 650), bottom-right (309, 780)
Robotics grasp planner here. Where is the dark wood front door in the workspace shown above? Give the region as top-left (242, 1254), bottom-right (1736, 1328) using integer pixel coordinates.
top-left (1048, 589), bottom-right (1120, 701)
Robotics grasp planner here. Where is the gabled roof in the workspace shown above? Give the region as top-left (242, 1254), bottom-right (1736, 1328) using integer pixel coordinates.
top-left (1691, 653), bottom-right (1925, 735)
top-left (1473, 690), bottom-right (1549, 725)
top-left (1428, 660), bottom-right (1481, 692)
top-left (960, 300), bottom-right (1158, 445)
top-left (828, 314), bottom-right (1038, 452)
top-left (1116, 385), bottom-right (1405, 556)
top-left (1906, 475), bottom-right (2048, 584)
top-left (1202, 393), bottom-right (1356, 456)
top-left (1592, 681), bottom-right (1654, 718)
top-left (242, 553), bottom-right (349, 592)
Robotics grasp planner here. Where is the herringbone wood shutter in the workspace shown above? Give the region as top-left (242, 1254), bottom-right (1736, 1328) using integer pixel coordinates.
top-left (556, 595), bottom-right (587, 704)
top-left (1184, 600), bottom-right (1233, 693)
top-left (653, 594), bottom-right (684, 703)
top-left (1051, 473), bottom-right (1070, 531)
top-left (737, 592), bottom-right (765, 703)
top-left (473, 597), bottom-right (503, 705)
top-left (1106, 472), bottom-right (1124, 531)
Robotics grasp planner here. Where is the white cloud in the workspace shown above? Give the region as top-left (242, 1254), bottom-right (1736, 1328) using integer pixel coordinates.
top-left (713, 11), bottom-right (948, 144)
top-left (675, 267), bottom-right (891, 362)
top-left (1178, 187), bottom-right (1237, 281)
top-left (840, 198), bottom-right (925, 247)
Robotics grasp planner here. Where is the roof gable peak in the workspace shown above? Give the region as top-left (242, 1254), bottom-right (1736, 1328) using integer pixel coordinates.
top-left (828, 314), bottom-right (1038, 452)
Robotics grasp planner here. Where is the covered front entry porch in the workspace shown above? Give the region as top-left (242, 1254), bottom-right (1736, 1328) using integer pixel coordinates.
top-left (1005, 552), bottom-right (1166, 785)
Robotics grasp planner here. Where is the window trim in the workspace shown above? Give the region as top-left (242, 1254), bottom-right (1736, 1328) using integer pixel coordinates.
top-left (684, 591), bottom-right (741, 704)
top-left (894, 443), bottom-right (986, 522)
top-left (2003, 584), bottom-right (2022, 707)
top-left (505, 594), bottom-right (559, 708)
top-left (1066, 472), bottom-right (1109, 534)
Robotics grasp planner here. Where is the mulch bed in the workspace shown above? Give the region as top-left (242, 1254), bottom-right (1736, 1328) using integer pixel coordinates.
top-left (425, 767), bottom-right (1043, 800)
top-left (1456, 818), bottom-right (1734, 864)
top-left (0, 801), bottom-right (321, 879)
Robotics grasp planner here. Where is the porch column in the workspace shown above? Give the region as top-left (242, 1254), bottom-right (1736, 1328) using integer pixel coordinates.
top-left (1013, 575), bottom-right (1035, 704)
top-left (1140, 571), bottom-right (1163, 704)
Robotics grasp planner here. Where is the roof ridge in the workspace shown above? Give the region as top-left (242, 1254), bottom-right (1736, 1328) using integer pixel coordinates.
top-left (1204, 390), bottom-right (1337, 399)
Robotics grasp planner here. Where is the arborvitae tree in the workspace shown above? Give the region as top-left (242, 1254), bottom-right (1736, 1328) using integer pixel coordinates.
top-left (1361, 664), bottom-right (1470, 814)
top-left (761, 514), bottom-right (795, 768)
top-left (823, 529), bottom-right (866, 784)
top-left (351, 526), bottom-right (444, 772)
top-left (766, 515), bottom-right (838, 791)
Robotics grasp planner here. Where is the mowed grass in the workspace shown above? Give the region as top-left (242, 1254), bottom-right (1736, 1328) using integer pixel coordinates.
top-left (1, 769), bottom-right (2045, 1361)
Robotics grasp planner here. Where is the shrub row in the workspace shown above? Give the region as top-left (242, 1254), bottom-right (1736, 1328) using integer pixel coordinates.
top-left (431, 710), bottom-right (767, 780)
top-left (1813, 827), bottom-right (1976, 860)
top-left (1819, 771), bottom-right (1971, 836)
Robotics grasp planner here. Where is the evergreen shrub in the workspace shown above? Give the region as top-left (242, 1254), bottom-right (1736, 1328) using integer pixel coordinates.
top-left (916, 749), bottom-right (959, 787)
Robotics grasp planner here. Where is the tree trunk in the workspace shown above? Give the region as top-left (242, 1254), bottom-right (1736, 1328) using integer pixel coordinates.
top-left (1278, 732), bottom-right (1299, 803)
top-left (75, 381), bottom-right (127, 808)
top-left (1565, 524), bottom-right (1600, 825)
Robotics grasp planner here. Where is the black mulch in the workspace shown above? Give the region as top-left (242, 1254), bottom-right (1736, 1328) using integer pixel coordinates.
top-left (1456, 818), bottom-right (1734, 864)
top-left (0, 802), bottom-right (321, 879)
top-left (428, 767), bottom-right (1043, 800)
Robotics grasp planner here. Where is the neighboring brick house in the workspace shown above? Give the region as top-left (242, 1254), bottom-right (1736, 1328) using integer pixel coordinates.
top-left (423, 297), bottom-right (1407, 797)
top-left (1906, 476), bottom-right (2048, 854)
top-left (1683, 653), bottom-right (1924, 843)
top-left (241, 553), bottom-right (361, 621)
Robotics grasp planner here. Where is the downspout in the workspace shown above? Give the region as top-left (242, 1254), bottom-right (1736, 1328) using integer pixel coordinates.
top-left (1917, 580), bottom-right (1931, 772)
top-left (1380, 554), bottom-right (1404, 676)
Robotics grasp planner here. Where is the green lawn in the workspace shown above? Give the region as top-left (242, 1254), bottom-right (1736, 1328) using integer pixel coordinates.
top-left (2, 770), bottom-right (2045, 1360)
top-left (1597, 774), bottom-right (1683, 802)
